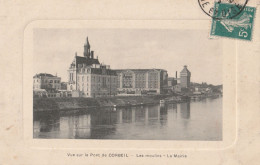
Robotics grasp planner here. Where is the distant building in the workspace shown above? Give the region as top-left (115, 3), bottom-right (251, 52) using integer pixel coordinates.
top-left (60, 82), bottom-right (68, 90)
top-left (67, 37), bottom-right (118, 97)
top-left (180, 65), bottom-right (191, 88)
top-left (167, 77), bottom-right (177, 87)
top-left (33, 89), bottom-right (48, 98)
top-left (115, 69), bottom-right (168, 95)
top-left (33, 73), bottom-right (61, 90)
top-left (165, 77), bottom-right (178, 93)
top-left (194, 87), bottom-right (212, 94)
top-left (174, 84), bottom-right (182, 93)
top-left (58, 90), bottom-right (72, 97)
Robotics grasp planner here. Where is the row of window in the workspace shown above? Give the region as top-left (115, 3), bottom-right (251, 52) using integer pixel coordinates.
top-left (33, 79), bottom-right (60, 83)
top-left (77, 75), bottom-right (117, 83)
top-left (148, 77), bottom-right (158, 80)
top-left (49, 80), bottom-right (60, 83)
top-left (78, 84), bottom-right (117, 91)
top-left (135, 85), bottom-right (146, 88)
top-left (33, 84), bottom-right (61, 89)
top-left (118, 83), bottom-right (158, 89)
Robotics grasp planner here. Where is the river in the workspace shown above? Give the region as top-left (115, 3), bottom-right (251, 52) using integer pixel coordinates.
top-left (33, 97), bottom-right (222, 140)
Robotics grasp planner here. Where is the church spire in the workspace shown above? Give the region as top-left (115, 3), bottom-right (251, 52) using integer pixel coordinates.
top-left (84, 37), bottom-right (91, 58)
top-left (85, 37), bottom-right (90, 47)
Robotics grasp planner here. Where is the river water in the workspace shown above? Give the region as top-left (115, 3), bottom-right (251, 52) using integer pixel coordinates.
top-left (33, 97), bottom-right (222, 140)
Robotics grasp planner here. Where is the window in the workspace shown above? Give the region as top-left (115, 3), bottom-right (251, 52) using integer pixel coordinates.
top-left (50, 80), bottom-right (53, 83)
top-left (71, 73), bottom-right (73, 81)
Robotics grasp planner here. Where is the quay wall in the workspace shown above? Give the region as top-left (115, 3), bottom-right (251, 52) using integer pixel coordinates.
top-left (33, 95), bottom-right (169, 112)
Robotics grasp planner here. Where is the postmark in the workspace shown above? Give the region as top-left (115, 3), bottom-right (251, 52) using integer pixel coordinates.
top-left (198, 0), bottom-right (248, 19)
top-left (210, 3), bottom-right (256, 40)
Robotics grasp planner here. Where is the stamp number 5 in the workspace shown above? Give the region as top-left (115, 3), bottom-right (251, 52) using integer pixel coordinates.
top-left (238, 29), bottom-right (248, 38)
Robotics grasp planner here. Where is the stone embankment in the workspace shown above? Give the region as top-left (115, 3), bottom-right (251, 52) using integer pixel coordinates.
top-left (33, 95), bottom-right (170, 112)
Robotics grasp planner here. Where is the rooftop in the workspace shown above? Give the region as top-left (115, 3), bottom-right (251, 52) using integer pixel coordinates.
top-left (75, 56), bottom-right (100, 68)
top-left (33, 73), bottom-right (58, 78)
top-left (114, 69), bottom-right (167, 72)
top-left (180, 65), bottom-right (191, 74)
top-left (78, 67), bottom-right (117, 76)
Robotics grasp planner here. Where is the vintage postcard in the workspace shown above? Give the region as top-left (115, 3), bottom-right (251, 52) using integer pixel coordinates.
top-left (1, 0), bottom-right (259, 165)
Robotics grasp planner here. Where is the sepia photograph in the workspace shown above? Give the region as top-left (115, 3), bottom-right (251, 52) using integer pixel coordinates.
top-left (33, 28), bottom-right (223, 140)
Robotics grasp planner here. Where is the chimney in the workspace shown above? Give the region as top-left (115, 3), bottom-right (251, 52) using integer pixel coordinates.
top-left (176, 71), bottom-right (177, 79)
top-left (91, 51), bottom-right (94, 59)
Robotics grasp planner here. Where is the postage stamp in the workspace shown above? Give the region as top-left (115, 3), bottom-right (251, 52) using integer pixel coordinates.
top-left (210, 3), bottom-right (256, 41)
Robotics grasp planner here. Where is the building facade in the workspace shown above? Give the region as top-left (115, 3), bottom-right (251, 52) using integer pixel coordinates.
top-left (60, 82), bottom-right (68, 90)
top-left (67, 37), bottom-right (117, 97)
top-left (180, 65), bottom-right (191, 88)
top-left (167, 77), bottom-right (177, 87)
top-left (33, 73), bottom-right (61, 90)
top-left (115, 69), bottom-right (168, 95)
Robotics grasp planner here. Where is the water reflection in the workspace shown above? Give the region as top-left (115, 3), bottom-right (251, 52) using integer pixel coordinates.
top-left (34, 97), bottom-right (222, 140)
top-left (180, 102), bottom-right (190, 119)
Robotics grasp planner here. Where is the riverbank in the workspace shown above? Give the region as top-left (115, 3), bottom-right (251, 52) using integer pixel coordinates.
top-left (33, 95), bottom-right (171, 112)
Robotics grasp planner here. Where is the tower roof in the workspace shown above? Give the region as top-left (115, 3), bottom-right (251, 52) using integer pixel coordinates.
top-left (180, 65), bottom-right (191, 75)
top-left (84, 37), bottom-right (90, 46)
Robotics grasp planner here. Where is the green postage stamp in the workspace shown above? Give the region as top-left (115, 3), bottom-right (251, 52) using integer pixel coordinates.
top-left (210, 3), bottom-right (256, 41)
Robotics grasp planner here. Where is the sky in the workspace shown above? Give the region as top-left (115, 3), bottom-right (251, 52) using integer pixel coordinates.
top-left (34, 28), bottom-right (223, 85)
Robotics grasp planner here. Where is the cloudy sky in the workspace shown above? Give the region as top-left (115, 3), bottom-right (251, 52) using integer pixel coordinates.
top-left (34, 28), bottom-right (223, 85)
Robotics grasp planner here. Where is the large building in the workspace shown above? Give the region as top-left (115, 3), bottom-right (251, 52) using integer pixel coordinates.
top-left (180, 65), bottom-right (191, 88)
top-left (33, 73), bottom-right (61, 90)
top-left (67, 37), bottom-right (117, 97)
top-left (115, 69), bottom-right (168, 95)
